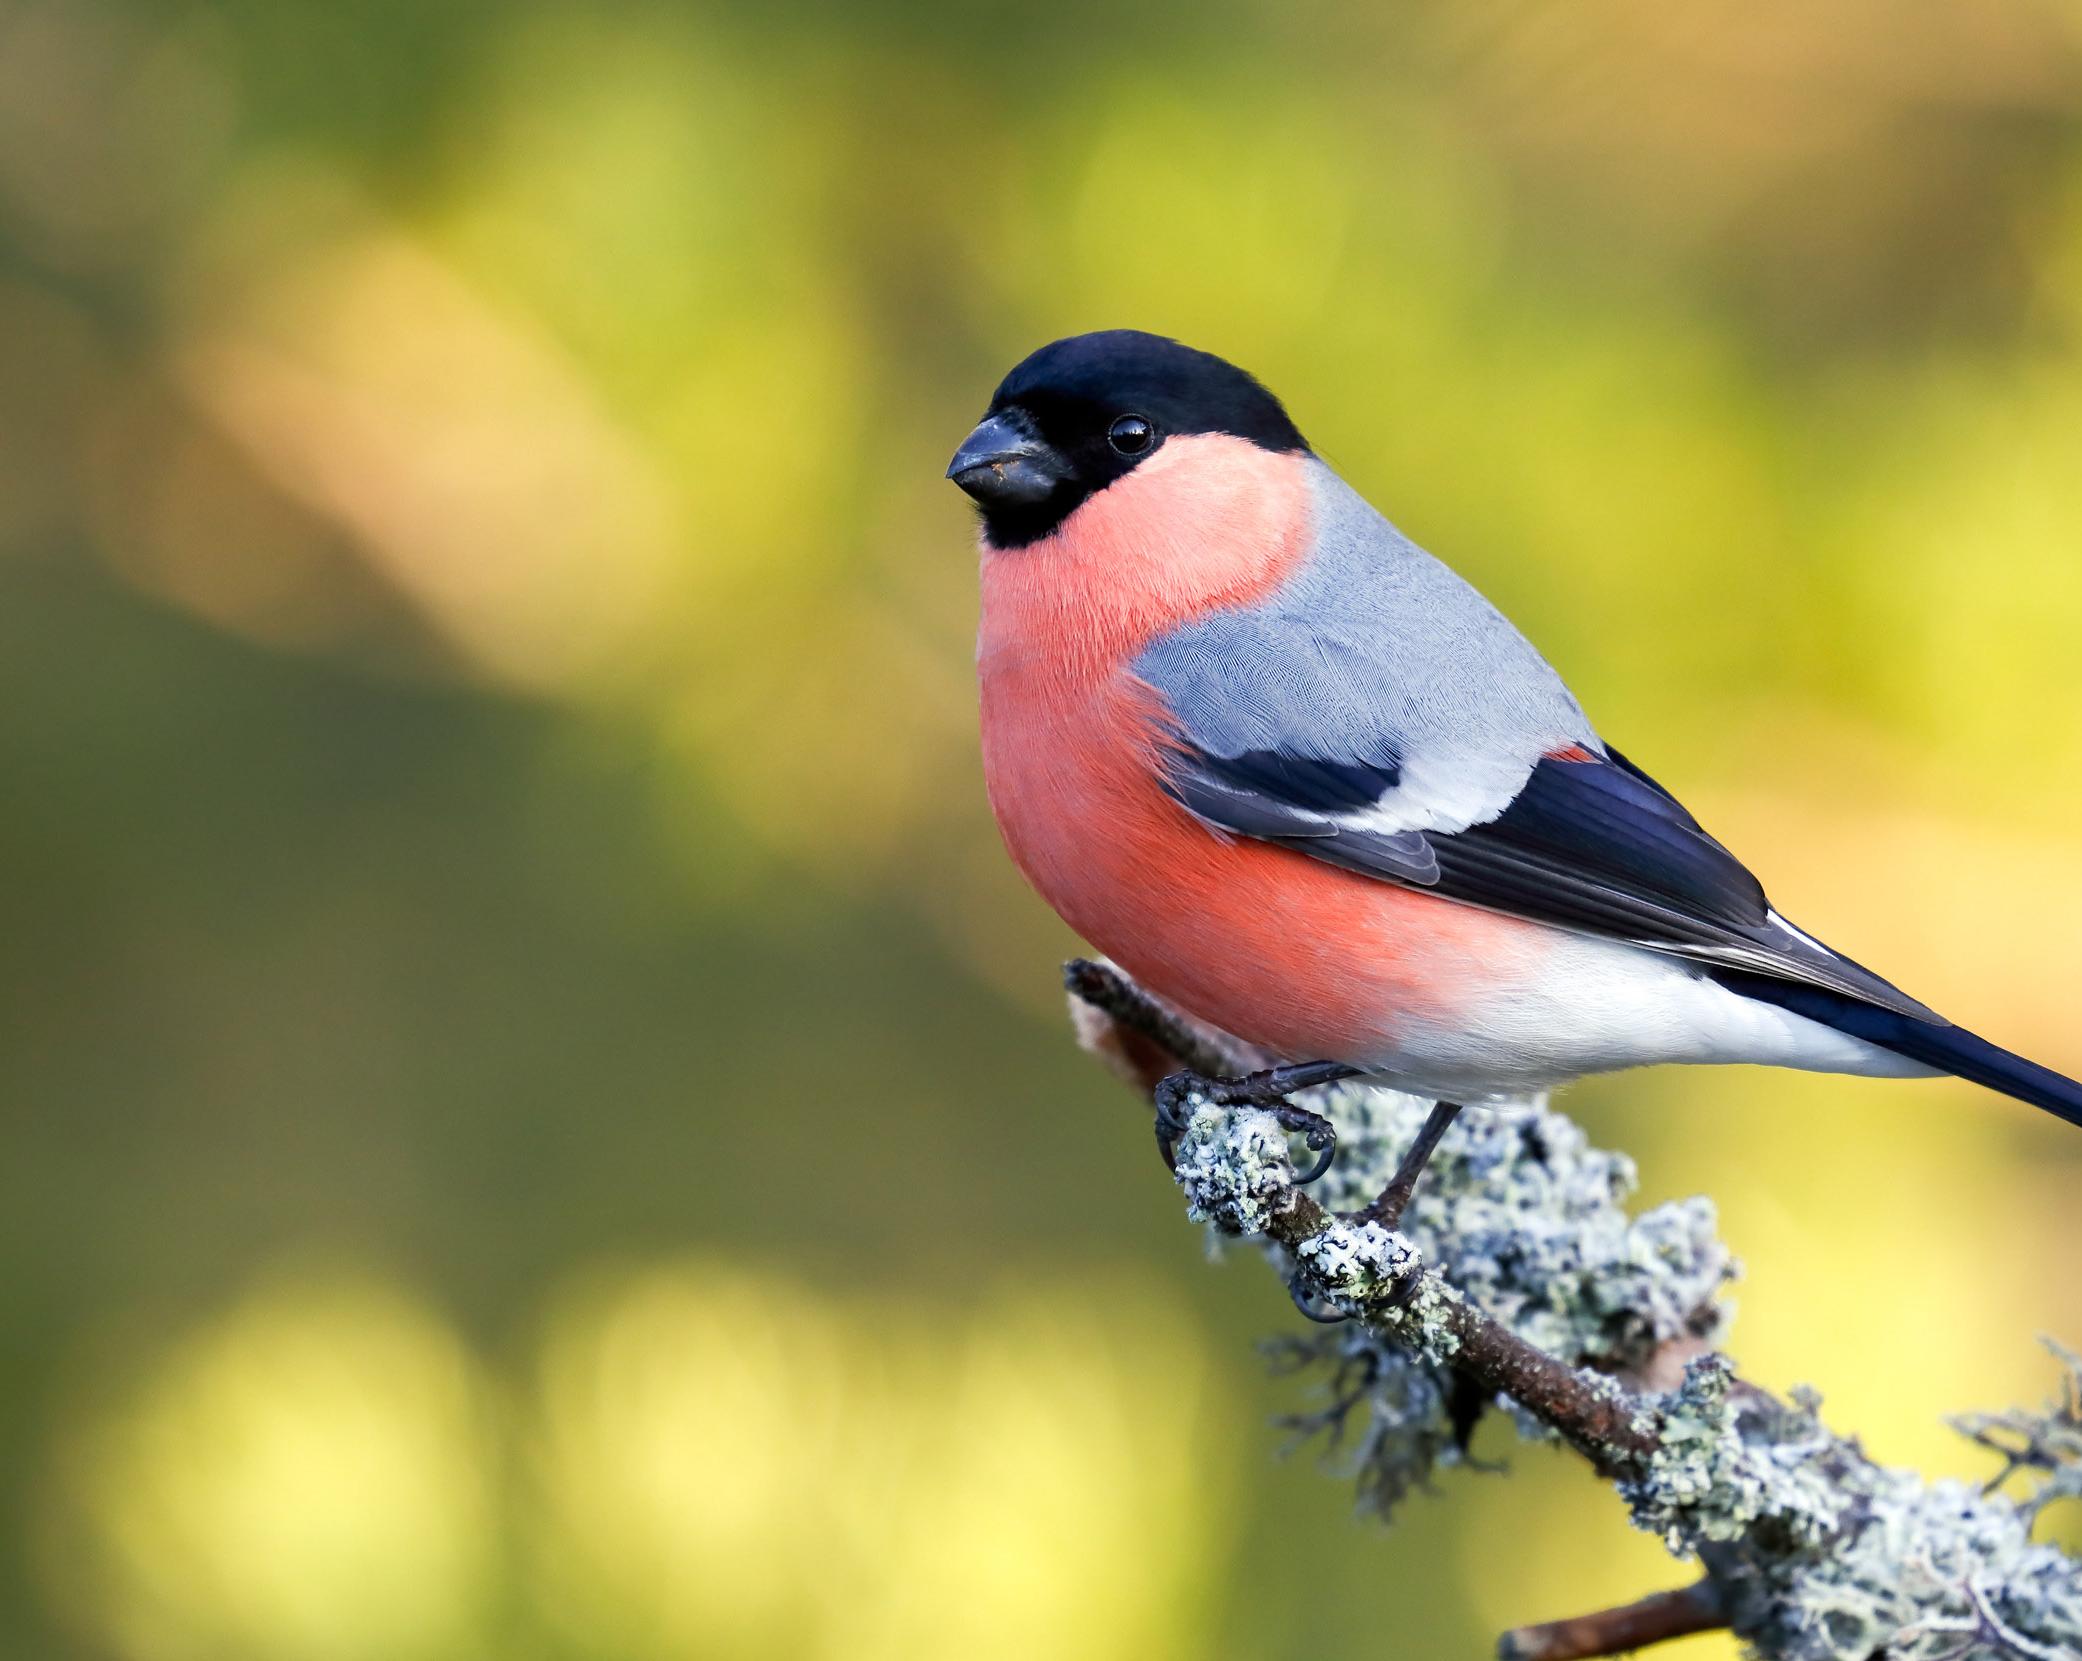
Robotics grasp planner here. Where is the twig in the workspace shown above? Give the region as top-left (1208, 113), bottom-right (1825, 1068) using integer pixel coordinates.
top-left (1062, 958), bottom-right (1242, 1082)
top-left (1497, 1581), bottom-right (1726, 1660)
top-left (1066, 962), bottom-right (1656, 1471)
top-left (1250, 1178), bottom-right (1657, 1470)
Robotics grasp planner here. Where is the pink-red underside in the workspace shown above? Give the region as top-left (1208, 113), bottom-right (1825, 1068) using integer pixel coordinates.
top-left (977, 435), bottom-right (1561, 1063)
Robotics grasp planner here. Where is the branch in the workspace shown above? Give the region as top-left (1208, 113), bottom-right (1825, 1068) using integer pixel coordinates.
top-left (1951, 1339), bottom-right (2082, 1524)
top-left (1063, 958), bottom-right (2082, 1661)
top-left (1225, 1141), bottom-right (1656, 1470)
top-left (1063, 957), bottom-right (1250, 1085)
top-left (1499, 1581), bottom-right (1725, 1661)
top-left (1068, 959), bottom-right (1669, 1470)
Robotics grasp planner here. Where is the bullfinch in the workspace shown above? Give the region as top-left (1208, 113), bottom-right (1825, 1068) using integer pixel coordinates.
top-left (948, 329), bottom-right (2082, 1148)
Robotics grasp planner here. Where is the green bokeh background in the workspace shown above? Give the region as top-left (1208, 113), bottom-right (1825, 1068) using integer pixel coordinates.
top-left (5, 2), bottom-right (2082, 1656)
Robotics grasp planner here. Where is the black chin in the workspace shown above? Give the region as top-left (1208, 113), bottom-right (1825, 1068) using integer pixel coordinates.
top-left (971, 485), bottom-right (1093, 549)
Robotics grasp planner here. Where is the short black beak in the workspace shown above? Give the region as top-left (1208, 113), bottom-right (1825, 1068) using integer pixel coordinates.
top-left (946, 411), bottom-right (1070, 507)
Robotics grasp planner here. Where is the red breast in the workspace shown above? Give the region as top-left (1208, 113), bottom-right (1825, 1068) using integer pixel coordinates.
top-left (976, 436), bottom-right (1554, 1062)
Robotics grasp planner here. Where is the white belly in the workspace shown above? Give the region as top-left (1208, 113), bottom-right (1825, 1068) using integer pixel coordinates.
top-left (1342, 930), bottom-right (1939, 1103)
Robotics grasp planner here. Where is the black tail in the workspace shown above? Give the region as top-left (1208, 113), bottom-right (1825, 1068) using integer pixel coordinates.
top-left (1715, 971), bottom-right (2082, 1131)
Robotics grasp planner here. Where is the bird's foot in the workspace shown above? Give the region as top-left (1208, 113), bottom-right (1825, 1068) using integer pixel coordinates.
top-left (1153, 1059), bottom-right (1357, 1183)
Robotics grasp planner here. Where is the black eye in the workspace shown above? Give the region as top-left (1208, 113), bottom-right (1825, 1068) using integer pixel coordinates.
top-left (1107, 414), bottom-right (1154, 456)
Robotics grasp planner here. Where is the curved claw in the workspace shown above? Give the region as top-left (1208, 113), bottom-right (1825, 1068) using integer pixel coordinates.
top-left (1290, 1129), bottom-right (1337, 1185)
top-left (1152, 1069), bottom-right (1343, 1184)
top-left (1287, 1278), bottom-right (1352, 1324)
top-left (1267, 1105), bottom-right (1339, 1185)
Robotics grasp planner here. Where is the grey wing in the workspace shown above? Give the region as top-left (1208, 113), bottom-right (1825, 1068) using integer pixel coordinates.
top-left (1133, 463), bottom-right (1938, 1022)
top-left (1137, 459), bottom-right (1600, 851)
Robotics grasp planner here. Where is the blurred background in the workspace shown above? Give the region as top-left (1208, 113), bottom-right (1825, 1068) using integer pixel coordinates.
top-left (4, 0), bottom-right (2082, 1655)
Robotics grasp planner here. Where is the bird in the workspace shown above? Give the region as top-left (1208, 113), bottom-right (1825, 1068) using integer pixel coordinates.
top-left (947, 328), bottom-right (2082, 1172)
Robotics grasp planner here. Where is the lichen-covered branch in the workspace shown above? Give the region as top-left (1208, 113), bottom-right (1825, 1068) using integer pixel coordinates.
top-left (1952, 1340), bottom-right (2082, 1526)
top-left (1168, 1097), bottom-right (1657, 1470)
top-left (1064, 959), bottom-right (2082, 1661)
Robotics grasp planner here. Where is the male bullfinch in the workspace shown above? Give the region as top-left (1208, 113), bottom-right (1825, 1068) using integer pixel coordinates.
top-left (948, 329), bottom-right (2082, 1148)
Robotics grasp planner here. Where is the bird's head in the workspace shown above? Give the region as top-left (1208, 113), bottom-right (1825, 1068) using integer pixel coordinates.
top-left (947, 331), bottom-right (1308, 550)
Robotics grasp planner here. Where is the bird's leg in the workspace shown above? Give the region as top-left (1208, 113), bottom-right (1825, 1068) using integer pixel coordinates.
top-left (1364, 1099), bottom-right (1464, 1228)
top-left (1153, 1059), bottom-right (1358, 1183)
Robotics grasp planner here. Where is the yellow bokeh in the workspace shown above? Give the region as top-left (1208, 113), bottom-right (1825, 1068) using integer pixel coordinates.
top-left (46, 1276), bottom-right (499, 1661)
top-left (526, 1262), bottom-right (1229, 1661)
top-left (48, 1266), bottom-right (1229, 1661)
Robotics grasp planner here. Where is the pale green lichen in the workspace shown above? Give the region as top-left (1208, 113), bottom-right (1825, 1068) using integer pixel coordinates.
top-left (1694, 1361), bottom-right (2082, 1659)
top-left (1952, 1338), bottom-right (2082, 1529)
top-left (1215, 1078), bottom-right (1733, 1518)
top-left (1727, 1472), bottom-right (2082, 1660)
top-left (1291, 1216), bottom-right (1421, 1313)
top-left (1380, 1270), bottom-right (1466, 1360)
top-left (1070, 963), bottom-right (2082, 1656)
top-left (1621, 1355), bottom-right (1843, 1553)
top-left (1171, 1100), bottom-right (1294, 1236)
top-left (1309, 1080), bottom-right (1734, 1371)
top-left (1598, 1325), bottom-right (2082, 1657)
top-left (1264, 1324), bottom-right (1464, 1517)
top-left (1165, 1078), bottom-right (2082, 1658)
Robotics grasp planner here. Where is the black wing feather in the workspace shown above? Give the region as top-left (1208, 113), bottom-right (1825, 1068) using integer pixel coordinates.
top-left (1433, 750), bottom-right (1765, 938)
top-left (1160, 738), bottom-right (1936, 1021)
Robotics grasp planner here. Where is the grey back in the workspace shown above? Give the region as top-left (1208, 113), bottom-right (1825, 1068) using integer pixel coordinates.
top-left (1132, 460), bottom-right (1597, 835)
